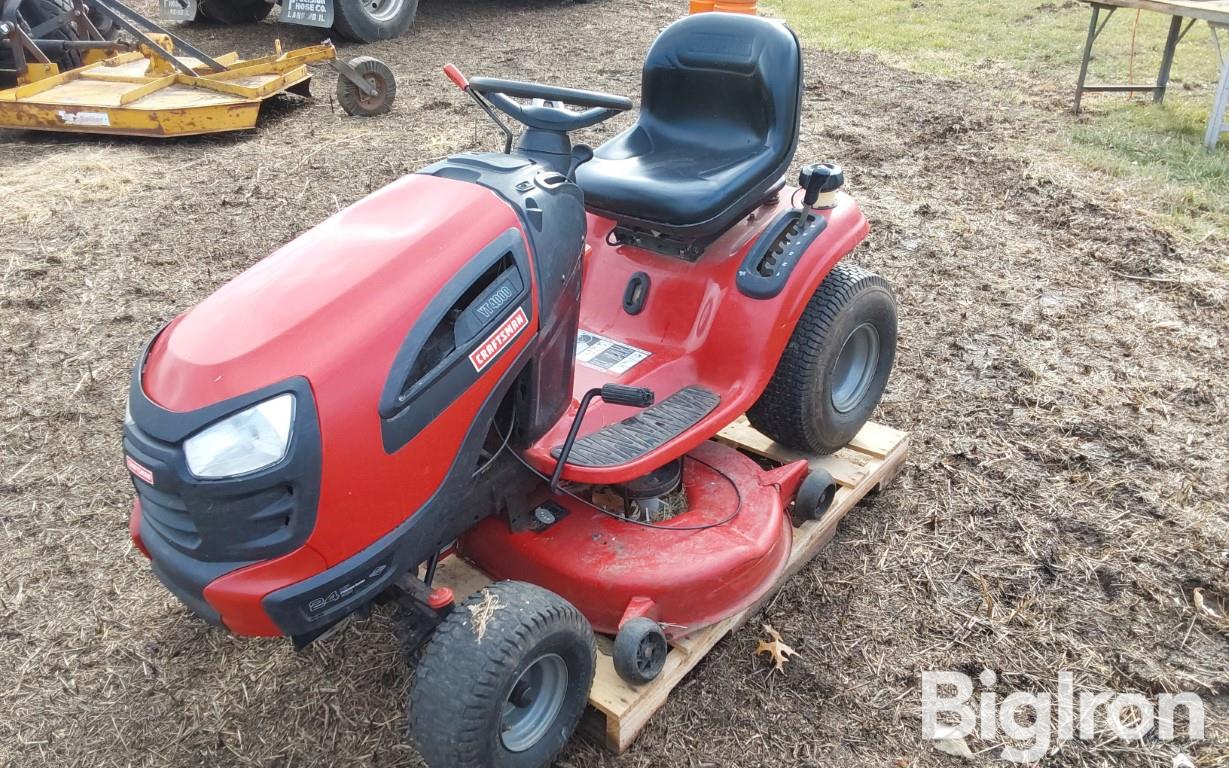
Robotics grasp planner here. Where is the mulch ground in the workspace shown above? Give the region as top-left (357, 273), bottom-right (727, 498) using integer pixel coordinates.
top-left (1, 0), bottom-right (1225, 766)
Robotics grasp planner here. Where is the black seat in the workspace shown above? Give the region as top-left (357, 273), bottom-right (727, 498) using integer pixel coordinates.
top-left (576, 13), bottom-right (802, 244)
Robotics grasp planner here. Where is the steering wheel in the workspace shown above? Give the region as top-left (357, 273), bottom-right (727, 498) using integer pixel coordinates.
top-left (444, 64), bottom-right (633, 133)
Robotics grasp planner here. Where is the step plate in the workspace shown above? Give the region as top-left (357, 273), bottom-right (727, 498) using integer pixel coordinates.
top-left (553, 386), bottom-right (722, 468)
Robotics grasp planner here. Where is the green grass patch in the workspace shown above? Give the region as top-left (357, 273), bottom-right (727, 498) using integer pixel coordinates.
top-left (769, 0), bottom-right (1229, 236)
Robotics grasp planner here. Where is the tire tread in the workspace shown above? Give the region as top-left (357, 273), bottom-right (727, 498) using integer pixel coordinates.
top-left (409, 581), bottom-right (594, 768)
top-left (747, 262), bottom-right (894, 453)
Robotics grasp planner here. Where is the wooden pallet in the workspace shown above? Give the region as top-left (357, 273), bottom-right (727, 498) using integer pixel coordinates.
top-left (432, 417), bottom-right (909, 754)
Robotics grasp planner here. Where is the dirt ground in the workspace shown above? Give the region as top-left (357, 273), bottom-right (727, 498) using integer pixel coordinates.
top-left (1, 0), bottom-right (1226, 766)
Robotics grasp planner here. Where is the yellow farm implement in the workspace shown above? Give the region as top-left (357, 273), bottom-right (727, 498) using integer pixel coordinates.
top-left (0, 0), bottom-right (395, 136)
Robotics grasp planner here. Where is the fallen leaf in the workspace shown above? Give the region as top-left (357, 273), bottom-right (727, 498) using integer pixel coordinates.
top-left (755, 624), bottom-right (799, 671)
top-left (931, 724), bottom-right (974, 760)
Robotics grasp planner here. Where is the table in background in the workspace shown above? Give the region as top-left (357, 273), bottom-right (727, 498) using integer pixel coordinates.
top-left (1074, 0), bottom-right (1229, 149)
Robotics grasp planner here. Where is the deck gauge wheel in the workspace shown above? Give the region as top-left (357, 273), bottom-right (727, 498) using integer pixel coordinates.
top-left (335, 56), bottom-right (396, 117)
top-left (613, 617), bottom-right (668, 685)
top-left (792, 467), bottom-right (837, 524)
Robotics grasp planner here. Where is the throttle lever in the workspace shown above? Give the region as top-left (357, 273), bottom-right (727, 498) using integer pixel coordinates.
top-left (442, 63), bottom-right (469, 92)
top-left (548, 384), bottom-right (657, 493)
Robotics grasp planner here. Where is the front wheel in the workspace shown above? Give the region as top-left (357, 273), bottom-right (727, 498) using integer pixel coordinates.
top-left (409, 581), bottom-right (596, 768)
top-left (332, 0), bottom-right (418, 42)
top-left (748, 262), bottom-right (897, 455)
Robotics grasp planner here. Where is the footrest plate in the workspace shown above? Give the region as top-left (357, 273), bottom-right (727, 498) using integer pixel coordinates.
top-left (552, 386), bottom-right (721, 468)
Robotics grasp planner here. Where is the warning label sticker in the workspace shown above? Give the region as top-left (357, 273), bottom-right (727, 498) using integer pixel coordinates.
top-left (575, 330), bottom-right (650, 375)
top-left (57, 111), bottom-right (110, 127)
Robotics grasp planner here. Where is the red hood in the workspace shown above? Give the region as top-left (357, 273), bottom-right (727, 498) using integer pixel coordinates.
top-left (143, 174), bottom-right (522, 412)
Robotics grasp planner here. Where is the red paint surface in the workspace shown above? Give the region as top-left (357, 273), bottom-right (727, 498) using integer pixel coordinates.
top-left (132, 171), bottom-right (867, 637)
top-left (522, 191), bottom-right (869, 484)
top-left (461, 442), bottom-right (810, 638)
top-left (139, 175), bottom-right (538, 632)
top-left (129, 499), bottom-right (150, 560)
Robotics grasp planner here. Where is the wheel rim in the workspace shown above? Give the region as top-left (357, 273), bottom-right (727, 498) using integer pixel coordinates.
top-left (354, 72), bottom-right (386, 111)
top-left (830, 322), bottom-right (880, 414)
top-left (636, 634), bottom-right (665, 675)
top-left (500, 653), bottom-right (568, 753)
top-left (362, 0), bottom-right (403, 23)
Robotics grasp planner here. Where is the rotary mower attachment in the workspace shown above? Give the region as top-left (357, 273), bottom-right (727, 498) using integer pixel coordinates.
top-left (0, 0), bottom-right (396, 136)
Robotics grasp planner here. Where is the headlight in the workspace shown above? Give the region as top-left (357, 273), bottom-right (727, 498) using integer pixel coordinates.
top-left (184, 394), bottom-right (295, 479)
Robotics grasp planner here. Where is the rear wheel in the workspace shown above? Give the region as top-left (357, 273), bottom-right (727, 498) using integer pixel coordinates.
top-left (195, 0), bottom-right (272, 24)
top-left (748, 262), bottom-right (897, 455)
top-left (409, 581), bottom-right (595, 768)
top-left (332, 0), bottom-right (417, 42)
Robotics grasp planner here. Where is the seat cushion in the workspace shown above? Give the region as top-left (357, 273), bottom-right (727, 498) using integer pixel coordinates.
top-left (576, 13), bottom-right (801, 242)
top-left (579, 127), bottom-right (781, 228)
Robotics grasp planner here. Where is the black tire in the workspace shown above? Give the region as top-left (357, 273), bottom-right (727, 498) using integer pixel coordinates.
top-left (332, 0), bottom-right (417, 42)
top-left (196, 0), bottom-right (272, 24)
top-left (792, 467), bottom-right (837, 524)
top-left (335, 56), bottom-right (396, 117)
top-left (2, 0), bottom-right (85, 72)
top-left (409, 581), bottom-right (596, 768)
top-left (748, 262), bottom-right (897, 455)
top-left (613, 617), bottom-right (668, 685)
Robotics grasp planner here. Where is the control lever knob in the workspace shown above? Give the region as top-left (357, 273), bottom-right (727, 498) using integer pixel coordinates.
top-left (799, 162), bottom-right (844, 209)
top-left (600, 384), bottom-right (655, 408)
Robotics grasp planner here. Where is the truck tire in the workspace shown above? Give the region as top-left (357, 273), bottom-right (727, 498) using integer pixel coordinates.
top-left (2, 0), bottom-right (85, 72)
top-left (332, 0), bottom-right (417, 42)
top-left (748, 262), bottom-right (897, 455)
top-left (409, 581), bottom-right (595, 768)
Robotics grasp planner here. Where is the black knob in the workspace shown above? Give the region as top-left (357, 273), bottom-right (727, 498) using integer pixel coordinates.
top-left (799, 163), bottom-right (844, 208)
top-left (600, 384), bottom-right (655, 408)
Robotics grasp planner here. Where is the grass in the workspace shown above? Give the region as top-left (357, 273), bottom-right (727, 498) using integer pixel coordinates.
top-left (769, 0), bottom-right (1229, 238)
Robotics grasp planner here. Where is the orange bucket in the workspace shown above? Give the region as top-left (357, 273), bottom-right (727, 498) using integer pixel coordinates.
top-left (689, 0), bottom-right (716, 12)
top-left (713, 0), bottom-right (756, 12)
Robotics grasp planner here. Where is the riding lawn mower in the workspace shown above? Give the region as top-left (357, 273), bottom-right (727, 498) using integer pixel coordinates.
top-left (121, 12), bottom-right (898, 767)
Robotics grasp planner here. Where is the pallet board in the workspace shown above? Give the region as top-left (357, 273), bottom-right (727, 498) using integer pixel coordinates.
top-left (432, 417), bottom-right (909, 754)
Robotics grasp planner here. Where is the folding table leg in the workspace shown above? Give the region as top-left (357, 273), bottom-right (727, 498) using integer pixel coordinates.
top-left (1074, 4), bottom-right (1101, 113)
top-left (1205, 46), bottom-right (1229, 149)
top-left (1155, 15), bottom-right (1184, 104)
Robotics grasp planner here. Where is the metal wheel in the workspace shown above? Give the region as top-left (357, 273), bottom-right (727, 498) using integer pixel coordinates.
top-left (360, 0), bottom-right (403, 23)
top-left (335, 56), bottom-right (396, 117)
top-left (331, 0), bottom-right (417, 43)
top-left (830, 322), bottom-right (881, 414)
top-left (500, 653), bottom-right (569, 753)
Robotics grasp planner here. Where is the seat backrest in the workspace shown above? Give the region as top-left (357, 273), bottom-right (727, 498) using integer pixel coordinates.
top-left (640, 13), bottom-right (801, 158)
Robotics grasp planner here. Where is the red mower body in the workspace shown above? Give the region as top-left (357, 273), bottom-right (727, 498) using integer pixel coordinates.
top-left (124, 167), bottom-right (867, 640)
top-left (122, 12), bottom-right (872, 646)
top-left (120, 13), bottom-right (901, 765)
top-left (124, 170), bottom-right (568, 637)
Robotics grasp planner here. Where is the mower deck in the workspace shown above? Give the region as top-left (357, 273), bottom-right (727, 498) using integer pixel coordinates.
top-left (0, 45), bottom-right (331, 137)
top-left (433, 416), bottom-right (909, 754)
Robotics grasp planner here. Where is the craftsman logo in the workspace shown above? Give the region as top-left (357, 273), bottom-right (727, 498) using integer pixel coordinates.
top-left (125, 455), bottom-right (154, 485)
top-left (469, 307), bottom-right (528, 372)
